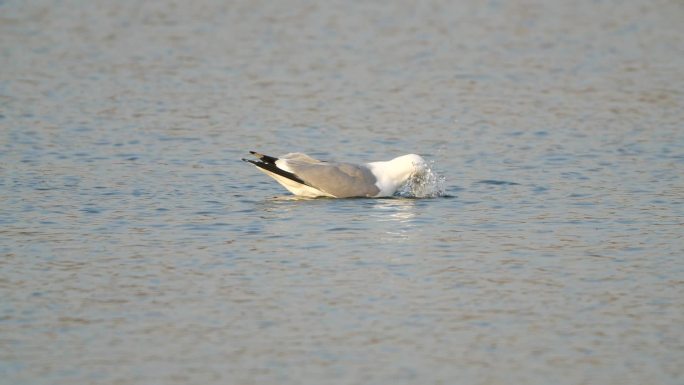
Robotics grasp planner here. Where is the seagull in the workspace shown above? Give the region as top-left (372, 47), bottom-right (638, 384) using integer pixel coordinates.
top-left (242, 151), bottom-right (428, 198)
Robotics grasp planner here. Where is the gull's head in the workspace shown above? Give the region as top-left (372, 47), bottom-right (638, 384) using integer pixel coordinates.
top-left (368, 154), bottom-right (430, 197)
top-left (388, 154), bottom-right (444, 198)
top-left (392, 154), bottom-right (428, 176)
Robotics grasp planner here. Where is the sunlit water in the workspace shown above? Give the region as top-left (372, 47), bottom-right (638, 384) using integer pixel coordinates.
top-left (1, 1), bottom-right (683, 384)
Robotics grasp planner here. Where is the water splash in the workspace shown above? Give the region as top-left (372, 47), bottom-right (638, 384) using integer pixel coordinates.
top-left (395, 160), bottom-right (447, 198)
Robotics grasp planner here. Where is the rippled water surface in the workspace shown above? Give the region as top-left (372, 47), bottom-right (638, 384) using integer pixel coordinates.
top-left (1, 1), bottom-right (683, 384)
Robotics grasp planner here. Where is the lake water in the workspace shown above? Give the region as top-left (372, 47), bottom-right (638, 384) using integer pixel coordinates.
top-left (1, 1), bottom-right (683, 384)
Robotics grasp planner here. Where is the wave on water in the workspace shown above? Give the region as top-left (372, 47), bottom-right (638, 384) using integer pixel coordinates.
top-left (395, 160), bottom-right (447, 198)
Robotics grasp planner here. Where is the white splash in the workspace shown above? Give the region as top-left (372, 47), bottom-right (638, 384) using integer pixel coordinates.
top-left (395, 160), bottom-right (446, 198)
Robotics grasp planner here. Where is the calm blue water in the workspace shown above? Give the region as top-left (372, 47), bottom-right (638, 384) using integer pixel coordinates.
top-left (1, 1), bottom-right (683, 384)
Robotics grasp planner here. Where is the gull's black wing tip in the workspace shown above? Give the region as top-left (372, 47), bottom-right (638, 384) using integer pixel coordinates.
top-left (248, 151), bottom-right (278, 164)
top-left (243, 156), bottom-right (310, 186)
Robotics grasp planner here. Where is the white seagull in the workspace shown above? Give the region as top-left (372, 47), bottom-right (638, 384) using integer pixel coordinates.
top-left (242, 151), bottom-right (428, 198)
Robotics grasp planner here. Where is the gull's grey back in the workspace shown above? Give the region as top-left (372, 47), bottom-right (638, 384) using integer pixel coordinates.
top-left (286, 160), bottom-right (380, 198)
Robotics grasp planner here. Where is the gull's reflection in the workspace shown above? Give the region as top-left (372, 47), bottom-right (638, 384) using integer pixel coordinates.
top-left (249, 195), bottom-right (420, 241)
top-left (370, 198), bottom-right (419, 240)
top-left (253, 194), bottom-right (325, 218)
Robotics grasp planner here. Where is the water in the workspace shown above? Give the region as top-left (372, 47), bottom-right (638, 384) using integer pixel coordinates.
top-left (1, 0), bottom-right (683, 384)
